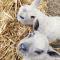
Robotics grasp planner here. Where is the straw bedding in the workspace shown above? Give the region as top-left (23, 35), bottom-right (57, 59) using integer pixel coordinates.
top-left (0, 0), bottom-right (60, 60)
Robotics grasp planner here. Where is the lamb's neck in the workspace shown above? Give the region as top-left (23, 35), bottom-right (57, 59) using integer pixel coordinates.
top-left (36, 13), bottom-right (48, 34)
top-left (38, 13), bottom-right (48, 25)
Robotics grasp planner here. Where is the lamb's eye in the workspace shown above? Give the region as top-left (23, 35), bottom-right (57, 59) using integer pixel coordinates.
top-left (35, 50), bottom-right (44, 55)
top-left (31, 16), bottom-right (35, 19)
top-left (20, 16), bottom-right (24, 19)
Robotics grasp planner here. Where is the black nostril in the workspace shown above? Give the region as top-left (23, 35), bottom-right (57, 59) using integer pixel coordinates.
top-left (20, 43), bottom-right (29, 51)
top-left (35, 50), bottom-right (44, 55)
top-left (20, 16), bottom-right (24, 19)
top-left (31, 16), bottom-right (35, 19)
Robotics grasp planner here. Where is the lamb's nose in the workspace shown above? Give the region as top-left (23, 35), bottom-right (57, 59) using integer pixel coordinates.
top-left (20, 43), bottom-right (29, 51)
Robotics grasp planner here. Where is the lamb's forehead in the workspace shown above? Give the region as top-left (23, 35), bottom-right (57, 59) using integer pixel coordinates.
top-left (20, 5), bottom-right (37, 12)
top-left (34, 31), bottom-right (48, 42)
top-left (19, 5), bottom-right (31, 11)
top-left (21, 31), bottom-right (47, 41)
top-left (33, 32), bottom-right (49, 49)
top-left (27, 31), bottom-right (48, 44)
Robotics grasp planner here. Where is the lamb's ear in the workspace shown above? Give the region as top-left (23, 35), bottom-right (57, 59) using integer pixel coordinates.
top-left (31, 0), bottom-right (41, 8)
top-left (47, 46), bottom-right (60, 57)
top-left (33, 19), bottom-right (39, 30)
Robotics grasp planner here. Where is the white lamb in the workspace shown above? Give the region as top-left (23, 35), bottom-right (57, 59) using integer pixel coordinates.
top-left (17, 0), bottom-right (60, 41)
top-left (17, 31), bottom-right (60, 60)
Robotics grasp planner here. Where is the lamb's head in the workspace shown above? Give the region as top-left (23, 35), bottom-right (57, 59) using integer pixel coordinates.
top-left (17, 0), bottom-right (41, 25)
top-left (17, 31), bottom-right (60, 60)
